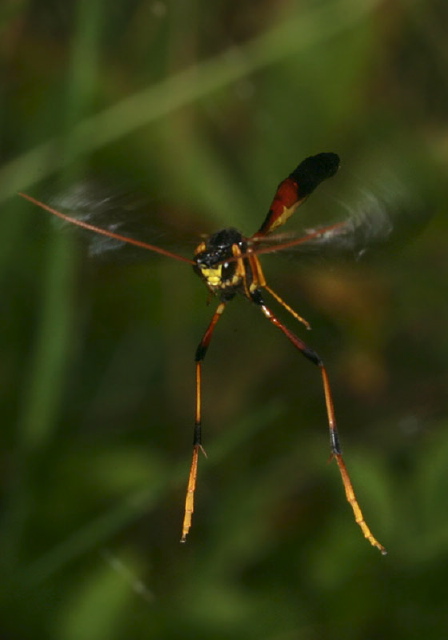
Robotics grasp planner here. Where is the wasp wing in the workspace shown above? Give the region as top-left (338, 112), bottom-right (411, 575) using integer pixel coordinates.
top-left (252, 178), bottom-right (430, 262)
top-left (21, 182), bottom-right (196, 265)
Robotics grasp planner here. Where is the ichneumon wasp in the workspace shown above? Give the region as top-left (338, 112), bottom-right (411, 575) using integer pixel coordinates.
top-left (19, 152), bottom-right (387, 554)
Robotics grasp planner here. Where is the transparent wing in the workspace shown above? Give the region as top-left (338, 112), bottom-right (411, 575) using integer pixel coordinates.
top-left (251, 177), bottom-right (431, 262)
top-left (35, 181), bottom-right (199, 264)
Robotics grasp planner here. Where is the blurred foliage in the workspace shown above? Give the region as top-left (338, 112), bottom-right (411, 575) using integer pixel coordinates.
top-left (2, 0), bottom-right (448, 638)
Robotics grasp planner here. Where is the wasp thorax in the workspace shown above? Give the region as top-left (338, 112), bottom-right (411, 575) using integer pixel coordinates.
top-left (193, 227), bottom-right (247, 293)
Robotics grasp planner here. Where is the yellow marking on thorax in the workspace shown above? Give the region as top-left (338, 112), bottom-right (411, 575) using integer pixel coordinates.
top-left (200, 265), bottom-right (223, 287)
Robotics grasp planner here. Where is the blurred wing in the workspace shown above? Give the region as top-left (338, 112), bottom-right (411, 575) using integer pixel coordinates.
top-left (20, 182), bottom-right (195, 265)
top-left (252, 178), bottom-right (431, 261)
top-left (253, 153), bottom-right (340, 238)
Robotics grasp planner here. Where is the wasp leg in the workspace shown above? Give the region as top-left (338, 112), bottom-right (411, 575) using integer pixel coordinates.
top-left (253, 292), bottom-right (386, 554)
top-left (181, 301), bottom-right (227, 543)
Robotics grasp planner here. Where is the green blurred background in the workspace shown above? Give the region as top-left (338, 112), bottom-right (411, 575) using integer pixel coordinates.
top-left (2, 0), bottom-right (448, 638)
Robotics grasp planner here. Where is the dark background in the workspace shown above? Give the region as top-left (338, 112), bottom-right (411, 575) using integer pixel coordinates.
top-left (2, 0), bottom-right (448, 638)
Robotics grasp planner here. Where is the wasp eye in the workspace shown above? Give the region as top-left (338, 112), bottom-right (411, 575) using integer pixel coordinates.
top-left (223, 262), bottom-right (229, 268)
